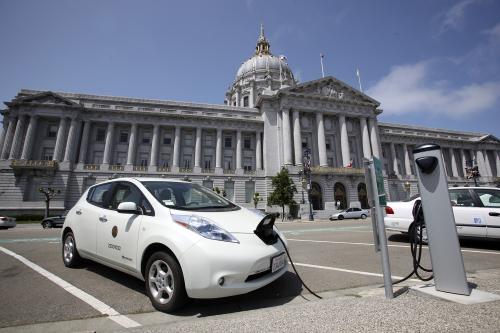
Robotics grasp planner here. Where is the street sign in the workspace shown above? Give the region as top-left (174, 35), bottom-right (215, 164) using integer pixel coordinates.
top-left (373, 157), bottom-right (387, 206)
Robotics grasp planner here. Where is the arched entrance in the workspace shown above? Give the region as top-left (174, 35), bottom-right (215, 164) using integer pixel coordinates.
top-left (310, 182), bottom-right (323, 210)
top-left (358, 183), bottom-right (369, 209)
top-left (334, 182), bottom-right (347, 210)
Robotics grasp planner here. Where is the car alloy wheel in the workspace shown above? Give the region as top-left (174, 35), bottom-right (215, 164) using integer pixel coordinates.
top-left (361, 214), bottom-right (367, 219)
top-left (42, 221), bottom-right (51, 229)
top-left (145, 252), bottom-right (187, 312)
top-left (62, 232), bottom-right (81, 267)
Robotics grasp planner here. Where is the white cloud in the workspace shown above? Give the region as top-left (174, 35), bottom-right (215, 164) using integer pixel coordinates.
top-left (367, 62), bottom-right (500, 117)
top-left (437, 0), bottom-right (479, 35)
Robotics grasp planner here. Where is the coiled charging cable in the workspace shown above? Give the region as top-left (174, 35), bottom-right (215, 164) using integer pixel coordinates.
top-left (277, 235), bottom-right (322, 299)
top-left (393, 200), bottom-right (434, 284)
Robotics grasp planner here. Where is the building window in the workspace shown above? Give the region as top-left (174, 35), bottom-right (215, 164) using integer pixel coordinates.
top-left (224, 137), bottom-right (232, 148)
top-left (327, 158), bottom-right (334, 166)
top-left (244, 137), bottom-right (251, 149)
top-left (96, 128), bottom-right (106, 142)
top-left (92, 151), bottom-right (103, 164)
top-left (301, 136), bottom-right (308, 149)
top-left (244, 157), bottom-right (253, 171)
top-left (243, 96), bottom-right (249, 107)
top-left (42, 148), bottom-right (54, 160)
top-left (116, 152), bottom-right (127, 165)
top-left (47, 125), bottom-right (58, 138)
top-left (140, 158), bottom-right (148, 167)
top-left (119, 131), bottom-right (128, 143)
top-left (224, 156), bottom-right (232, 170)
top-left (163, 136), bottom-right (172, 145)
top-left (326, 136), bottom-right (332, 151)
top-left (245, 181), bottom-right (255, 203)
top-left (204, 157), bottom-right (212, 170)
top-left (142, 131), bottom-right (151, 144)
top-left (184, 134), bottom-right (193, 146)
top-left (183, 154), bottom-right (191, 169)
top-left (205, 134), bottom-right (213, 147)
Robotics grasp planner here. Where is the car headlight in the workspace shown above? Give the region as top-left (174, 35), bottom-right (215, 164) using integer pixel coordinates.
top-left (171, 213), bottom-right (239, 244)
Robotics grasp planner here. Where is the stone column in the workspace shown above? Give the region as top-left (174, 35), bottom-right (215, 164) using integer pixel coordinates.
top-left (496, 151), bottom-right (500, 177)
top-left (53, 117), bottom-right (68, 162)
top-left (102, 122), bottom-right (115, 165)
top-left (194, 127), bottom-right (202, 168)
top-left (368, 118), bottom-right (381, 159)
top-left (126, 123), bottom-right (137, 165)
top-left (0, 118), bottom-right (9, 158)
top-left (63, 118), bottom-right (79, 163)
top-left (316, 112), bottom-right (327, 167)
top-left (1, 117), bottom-right (16, 160)
top-left (9, 115), bottom-right (27, 160)
top-left (475, 150), bottom-right (487, 177)
top-left (236, 130), bottom-right (242, 170)
top-left (483, 150), bottom-right (493, 177)
top-left (459, 149), bottom-right (466, 177)
top-left (20, 115), bottom-right (38, 160)
top-left (282, 109), bottom-right (293, 165)
top-left (78, 121), bottom-right (91, 164)
top-left (150, 124), bottom-right (160, 167)
top-left (292, 110), bottom-right (302, 166)
top-left (403, 143), bottom-right (412, 175)
top-left (172, 126), bottom-right (181, 167)
top-left (235, 89), bottom-right (240, 107)
top-left (216, 128), bottom-right (222, 170)
top-left (249, 82), bottom-right (255, 108)
top-left (359, 117), bottom-right (372, 159)
top-left (256, 131), bottom-right (262, 170)
top-left (449, 148), bottom-right (459, 177)
top-left (339, 115), bottom-right (350, 166)
top-left (390, 142), bottom-right (399, 175)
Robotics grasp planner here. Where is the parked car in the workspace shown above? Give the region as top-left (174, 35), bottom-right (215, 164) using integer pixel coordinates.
top-left (0, 216), bottom-right (16, 229)
top-left (329, 207), bottom-right (370, 220)
top-left (384, 187), bottom-right (500, 240)
top-left (41, 215), bottom-right (66, 229)
top-left (62, 178), bottom-right (288, 312)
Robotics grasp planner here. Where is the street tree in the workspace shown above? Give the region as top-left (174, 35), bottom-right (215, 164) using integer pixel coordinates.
top-left (267, 167), bottom-right (297, 220)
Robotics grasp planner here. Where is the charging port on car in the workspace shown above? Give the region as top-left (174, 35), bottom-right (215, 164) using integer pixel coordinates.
top-left (254, 214), bottom-right (278, 245)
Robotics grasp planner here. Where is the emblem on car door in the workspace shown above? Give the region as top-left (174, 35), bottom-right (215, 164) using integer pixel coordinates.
top-left (112, 226), bottom-right (118, 238)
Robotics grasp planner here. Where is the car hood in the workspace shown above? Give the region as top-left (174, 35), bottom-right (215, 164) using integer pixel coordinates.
top-left (170, 207), bottom-right (264, 234)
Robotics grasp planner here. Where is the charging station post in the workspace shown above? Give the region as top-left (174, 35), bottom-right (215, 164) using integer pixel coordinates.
top-left (364, 157), bottom-right (393, 299)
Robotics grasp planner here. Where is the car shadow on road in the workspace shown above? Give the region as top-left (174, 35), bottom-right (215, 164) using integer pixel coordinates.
top-left (79, 260), bottom-right (306, 317)
top-left (388, 233), bottom-right (500, 251)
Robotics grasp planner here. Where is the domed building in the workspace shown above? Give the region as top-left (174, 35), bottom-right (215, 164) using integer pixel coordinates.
top-left (0, 26), bottom-right (499, 217)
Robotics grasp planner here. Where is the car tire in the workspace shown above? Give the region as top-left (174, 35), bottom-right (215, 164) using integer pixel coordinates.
top-left (145, 251), bottom-right (187, 313)
top-left (0, 227), bottom-right (7, 230)
top-left (338, 215), bottom-right (344, 220)
top-left (42, 220), bottom-right (52, 229)
top-left (408, 222), bottom-right (428, 245)
top-left (62, 231), bottom-right (81, 268)
top-left (361, 214), bottom-right (367, 219)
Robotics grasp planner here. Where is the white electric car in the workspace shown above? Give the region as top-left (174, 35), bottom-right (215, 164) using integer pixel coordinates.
top-left (62, 178), bottom-right (288, 312)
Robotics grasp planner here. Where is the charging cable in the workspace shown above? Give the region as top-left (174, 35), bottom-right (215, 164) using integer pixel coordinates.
top-left (393, 200), bottom-right (433, 285)
top-left (277, 235), bottom-right (322, 299)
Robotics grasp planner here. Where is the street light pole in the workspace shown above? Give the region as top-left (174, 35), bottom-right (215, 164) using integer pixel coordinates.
top-left (303, 148), bottom-right (314, 221)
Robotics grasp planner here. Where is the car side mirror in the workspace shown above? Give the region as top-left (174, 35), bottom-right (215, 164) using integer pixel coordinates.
top-left (117, 202), bottom-right (142, 215)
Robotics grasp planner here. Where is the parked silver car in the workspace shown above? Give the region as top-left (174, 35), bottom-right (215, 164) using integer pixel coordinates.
top-left (329, 208), bottom-right (370, 220)
top-left (0, 216), bottom-right (16, 229)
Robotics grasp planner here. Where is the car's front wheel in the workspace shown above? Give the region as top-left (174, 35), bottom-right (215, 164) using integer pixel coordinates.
top-left (338, 215), bottom-right (344, 220)
top-left (361, 214), bottom-right (367, 219)
top-left (62, 231), bottom-right (81, 267)
top-left (42, 220), bottom-right (52, 229)
top-left (145, 251), bottom-right (187, 313)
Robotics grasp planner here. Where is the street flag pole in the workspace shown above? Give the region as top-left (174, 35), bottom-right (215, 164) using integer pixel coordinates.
top-left (356, 68), bottom-right (363, 92)
top-left (320, 53), bottom-right (325, 78)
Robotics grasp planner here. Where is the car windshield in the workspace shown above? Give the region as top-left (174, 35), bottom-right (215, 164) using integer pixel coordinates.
top-left (141, 181), bottom-right (239, 211)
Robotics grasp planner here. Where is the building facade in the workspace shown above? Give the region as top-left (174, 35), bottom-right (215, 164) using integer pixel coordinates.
top-left (1, 27), bottom-right (499, 216)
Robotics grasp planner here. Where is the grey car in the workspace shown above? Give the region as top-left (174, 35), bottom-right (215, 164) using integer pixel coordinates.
top-left (0, 216), bottom-right (16, 229)
top-left (41, 215), bottom-right (66, 229)
top-left (329, 208), bottom-right (370, 220)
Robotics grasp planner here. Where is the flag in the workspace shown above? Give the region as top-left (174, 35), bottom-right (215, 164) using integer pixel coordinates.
top-left (356, 68), bottom-right (360, 77)
top-left (320, 53), bottom-right (324, 58)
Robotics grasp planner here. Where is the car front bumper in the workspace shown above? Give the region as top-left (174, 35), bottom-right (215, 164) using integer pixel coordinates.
top-left (180, 233), bottom-right (288, 299)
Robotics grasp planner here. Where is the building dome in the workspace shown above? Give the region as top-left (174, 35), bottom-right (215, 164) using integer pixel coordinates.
top-left (226, 24), bottom-right (296, 107)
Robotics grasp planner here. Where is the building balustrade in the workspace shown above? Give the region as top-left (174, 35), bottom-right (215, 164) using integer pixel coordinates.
top-left (244, 169), bottom-right (255, 175)
top-left (310, 166), bottom-right (364, 176)
top-left (10, 159), bottom-right (58, 169)
top-left (157, 166), bottom-right (171, 172)
top-left (83, 164), bottom-right (100, 170)
top-left (179, 168), bottom-right (193, 173)
top-left (133, 165), bottom-right (148, 172)
top-left (202, 168), bottom-right (214, 173)
top-left (109, 165), bottom-right (124, 171)
top-left (223, 169), bottom-right (235, 174)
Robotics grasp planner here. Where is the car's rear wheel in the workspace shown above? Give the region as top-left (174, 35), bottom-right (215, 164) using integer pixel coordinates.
top-left (145, 251), bottom-right (187, 313)
top-left (42, 220), bottom-right (52, 229)
top-left (361, 214), bottom-right (367, 219)
top-left (62, 231), bottom-right (81, 267)
top-left (338, 215), bottom-right (344, 220)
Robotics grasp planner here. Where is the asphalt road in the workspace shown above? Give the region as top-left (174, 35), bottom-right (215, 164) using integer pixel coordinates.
top-left (0, 219), bottom-right (499, 332)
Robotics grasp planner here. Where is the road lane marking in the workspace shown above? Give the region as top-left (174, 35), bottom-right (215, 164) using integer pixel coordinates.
top-left (287, 238), bottom-right (500, 255)
top-left (0, 246), bottom-right (141, 328)
top-left (281, 225), bottom-right (371, 236)
top-left (292, 262), bottom-right (420, 282)
top-left (0, 237), bottom-right (60, 244)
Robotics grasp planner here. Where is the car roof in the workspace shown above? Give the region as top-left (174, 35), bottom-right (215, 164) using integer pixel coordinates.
top-left (90, 177), bottom-right (190, 186)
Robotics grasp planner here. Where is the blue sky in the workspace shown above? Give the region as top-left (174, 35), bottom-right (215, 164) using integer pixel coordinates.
top-left (0, 0), bottom-right (499, 136)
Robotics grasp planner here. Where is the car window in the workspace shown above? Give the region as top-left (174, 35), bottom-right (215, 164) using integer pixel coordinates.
top-left (354, 208), bottom-right (361, 211)
top-left (141, 181), bottom-right (239, 211)
top-left (449, 189), bottom-right (476, 207)
top-left (88, 183), bottom-right (114, 208)
top-left (346, 208), bottom-right (352, 212)
top-left (475, 189), bottom-right (500, 208)
top-left (110, 182), bottom-right (154, 216)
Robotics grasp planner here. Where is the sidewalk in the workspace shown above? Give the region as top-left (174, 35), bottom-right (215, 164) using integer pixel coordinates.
top-left (121, 268), bottom-right (500, 333)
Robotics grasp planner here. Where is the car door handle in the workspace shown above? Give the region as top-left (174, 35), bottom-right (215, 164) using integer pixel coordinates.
top-left (489, 212), bottom-right (500, 217)
top-left (76, 209), bottom-right (82, 215)
top-left (99, 216), bottom-right (108, 222)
